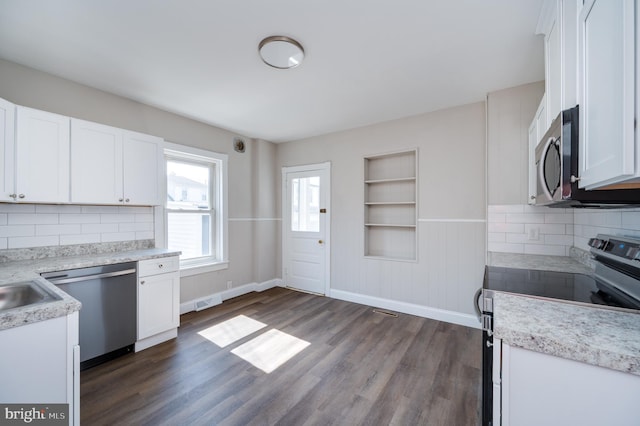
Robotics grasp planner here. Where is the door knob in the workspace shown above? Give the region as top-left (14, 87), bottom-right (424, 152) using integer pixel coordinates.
top-left (318, 240), bottom-right (323, 244)
top-left (18, 194), bottom-right (25, 199)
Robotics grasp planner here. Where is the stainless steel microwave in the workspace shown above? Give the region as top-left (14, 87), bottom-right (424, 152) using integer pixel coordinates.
top-left (535, 106), bottom-right (640, 208)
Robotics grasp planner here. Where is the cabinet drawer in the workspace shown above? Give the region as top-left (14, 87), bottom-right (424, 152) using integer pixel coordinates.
top-left (138, 256), bottom-right (179, 277)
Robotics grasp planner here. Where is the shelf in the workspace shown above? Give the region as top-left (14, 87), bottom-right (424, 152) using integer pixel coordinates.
top-left (364, 149), bottom-right (417, 261)
top-left (365, 201), bottom-right (415, 205)
top-left (365, 223), bottom-right (416, 228)
top-left (364, 177), bottom-right (416, 184)
top-left (364, 255), bottom-right (417, 263)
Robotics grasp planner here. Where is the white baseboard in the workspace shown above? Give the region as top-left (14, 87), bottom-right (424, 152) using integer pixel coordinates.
top-left (180, 278), bottom-right (283, 315)
top-left (180, 280), bottom-right (479, 329)
top-left (135, 328), bottom-right (178, 352)
top-left (329, 289), bottom-right (481, 329)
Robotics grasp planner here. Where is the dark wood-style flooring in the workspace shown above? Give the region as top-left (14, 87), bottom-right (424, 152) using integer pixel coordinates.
top-left (81, 287), bottom-right (481, 425)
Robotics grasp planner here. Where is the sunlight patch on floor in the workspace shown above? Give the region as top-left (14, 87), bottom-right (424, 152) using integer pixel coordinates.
top-left (231, 329), bottom-right (310, 373)
top-left (197, 315), bottom-right (267, 348)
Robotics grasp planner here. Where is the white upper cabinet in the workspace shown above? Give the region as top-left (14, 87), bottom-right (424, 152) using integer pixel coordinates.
top-left (545, 6), bottom-right (562, 123)
top-left (71, 119), bottom-right (163, 205)
top-left (122, 131), bottom-right (163, 206)
top-left (578, 0), bottom-right (637, 189)
top-left (0, 98), bottom-right (16, 202)
top-left (15, 106), bottom-right (70, 203)
top-left (71, 119), bottom-right (124, 204)
top-left (539, 0), bottom-right (580, 130)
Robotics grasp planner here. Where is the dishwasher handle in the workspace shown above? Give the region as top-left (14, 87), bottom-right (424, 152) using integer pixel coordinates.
top-left (47, 268), bottom-right (136, 285)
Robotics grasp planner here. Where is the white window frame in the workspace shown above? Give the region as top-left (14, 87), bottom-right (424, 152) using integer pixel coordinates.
top-left (163, 142), bottom-right (228, 276)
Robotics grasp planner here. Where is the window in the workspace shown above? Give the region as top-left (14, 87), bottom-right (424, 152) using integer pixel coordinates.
top-left (291, 176), bottom-right (320, 232)
top-left (164, 143), bottom-right (228, 273)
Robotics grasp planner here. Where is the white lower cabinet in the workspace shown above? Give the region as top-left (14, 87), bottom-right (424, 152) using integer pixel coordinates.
top-left (136, 256), bottom-right (180, 351)
top-left (0, 312), bottom-right (80, 426)
top-left (500, 342), bottom-right (640, 426)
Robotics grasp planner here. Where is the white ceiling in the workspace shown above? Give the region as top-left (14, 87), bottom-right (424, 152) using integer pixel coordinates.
top-left (0, 0), bottom-right (545, 143)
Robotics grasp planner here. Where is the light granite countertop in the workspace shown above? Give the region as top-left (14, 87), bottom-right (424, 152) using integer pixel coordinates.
top-left (488, 251), bottom-right (593, 275)
top-left (0, 248), bottom-right (180, 331)
top-left (493, 291), bottom-right (640, 376)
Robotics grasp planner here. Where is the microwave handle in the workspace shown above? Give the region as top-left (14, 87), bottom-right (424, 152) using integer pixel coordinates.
top-left (538, 136), bottom-right (556, 201)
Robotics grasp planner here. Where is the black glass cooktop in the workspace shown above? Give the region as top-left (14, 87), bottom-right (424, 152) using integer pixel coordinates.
top-left (483, 266), bottom-right (640, 311)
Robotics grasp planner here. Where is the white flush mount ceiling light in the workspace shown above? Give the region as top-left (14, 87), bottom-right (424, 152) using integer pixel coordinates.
top-left (258, 36), bottom-right (305, 69)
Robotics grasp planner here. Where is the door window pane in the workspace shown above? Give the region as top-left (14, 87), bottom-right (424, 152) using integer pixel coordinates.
top-left (167, 212), bottom-right (211, 260)
top-left (167, 160), bottom-right (210, 210)
top-left (291, 176), bottom-right (320, 232)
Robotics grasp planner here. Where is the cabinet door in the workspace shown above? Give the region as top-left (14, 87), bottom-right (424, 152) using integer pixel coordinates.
top-left (138, 271), bottom-right (179, 340)
top-left (70, 119), bottom-right (124, 204)
top-left (545, 3), bottom-right (561, 124)
top-left (535, 94), bottom-right (547, 138)
top-left (0, 316), bottom-right (68, 402)
top-left (503, 344), bottom-right (640, 426)
top-left (123, 131), bottom-right (163, 205)
top-left (528, 121), bottom-right (537, 205)
top-left (578, 0), bottom-right (636, 189)
top-left (0, 98), bottom-right (15, 202)
top-left (15, 106), bottom-right (70, 203)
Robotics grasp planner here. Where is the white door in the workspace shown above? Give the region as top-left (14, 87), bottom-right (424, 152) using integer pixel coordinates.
top-left (283, 163), bottom-right (330, 295)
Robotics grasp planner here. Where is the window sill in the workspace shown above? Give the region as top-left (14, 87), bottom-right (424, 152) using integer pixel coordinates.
top-left (179, 261), bottom-right (229, 277)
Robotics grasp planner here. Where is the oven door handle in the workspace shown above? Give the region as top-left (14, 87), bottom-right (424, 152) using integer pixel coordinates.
top-left (474, 287), bottom-right (483, 321)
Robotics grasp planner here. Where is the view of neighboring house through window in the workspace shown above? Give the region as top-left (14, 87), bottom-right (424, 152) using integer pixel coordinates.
top-left (165, 144), bottom-right (228, 270)
top-left (291, 176), bottom-right (320, 232)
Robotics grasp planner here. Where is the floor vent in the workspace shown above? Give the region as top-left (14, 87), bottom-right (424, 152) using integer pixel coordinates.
top-left (372, 309), bottom-right (398, 318)
top-left (195, 295), bottom-right (222, 312)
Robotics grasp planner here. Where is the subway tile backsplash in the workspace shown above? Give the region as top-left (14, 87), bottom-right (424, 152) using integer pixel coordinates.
top-left (0, 204), bottom-right (154, 249)
top-left (488, 205), bottom-right (574, 256)
top-left (573, 208), bottom-right (640, 251)
top-left (489, 204), bottom-right (640, 256)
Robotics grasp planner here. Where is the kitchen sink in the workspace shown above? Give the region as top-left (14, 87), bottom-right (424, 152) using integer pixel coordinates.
top-left (0, 281), bottom-right (61, 312)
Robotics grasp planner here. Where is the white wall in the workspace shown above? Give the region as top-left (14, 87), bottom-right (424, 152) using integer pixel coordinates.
top-left (487, 81), bottom-right (545, 205)
top-left (277, 102), bottom-right (487, 324)
top-left (0, 59), bottom-right (279, 304)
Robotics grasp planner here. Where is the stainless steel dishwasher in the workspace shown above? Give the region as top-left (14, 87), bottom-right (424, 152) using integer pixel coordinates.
top-left (42, 262), bottom-right (137, 370)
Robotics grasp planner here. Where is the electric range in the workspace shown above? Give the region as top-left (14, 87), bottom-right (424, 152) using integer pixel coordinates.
top-left (478, 234), bottom-right (640, 426)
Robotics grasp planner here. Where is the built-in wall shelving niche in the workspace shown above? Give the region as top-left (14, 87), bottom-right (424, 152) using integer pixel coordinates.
top-left (364, 149), bottom-right (417, 261)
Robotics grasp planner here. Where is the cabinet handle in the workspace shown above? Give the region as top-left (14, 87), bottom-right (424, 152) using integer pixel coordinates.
top-left (158, 264), bottom-right (164, 269)
top-left (18, 194), bottom-right (25, 199)
top-left (140, 280), bottom-right (145, 285)
top-left (9, 194), bottom-right (16, 199)
top-left (119, 198), bottom-right (124, 202)
top-left (125, 198), bottom-right (130, 203)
